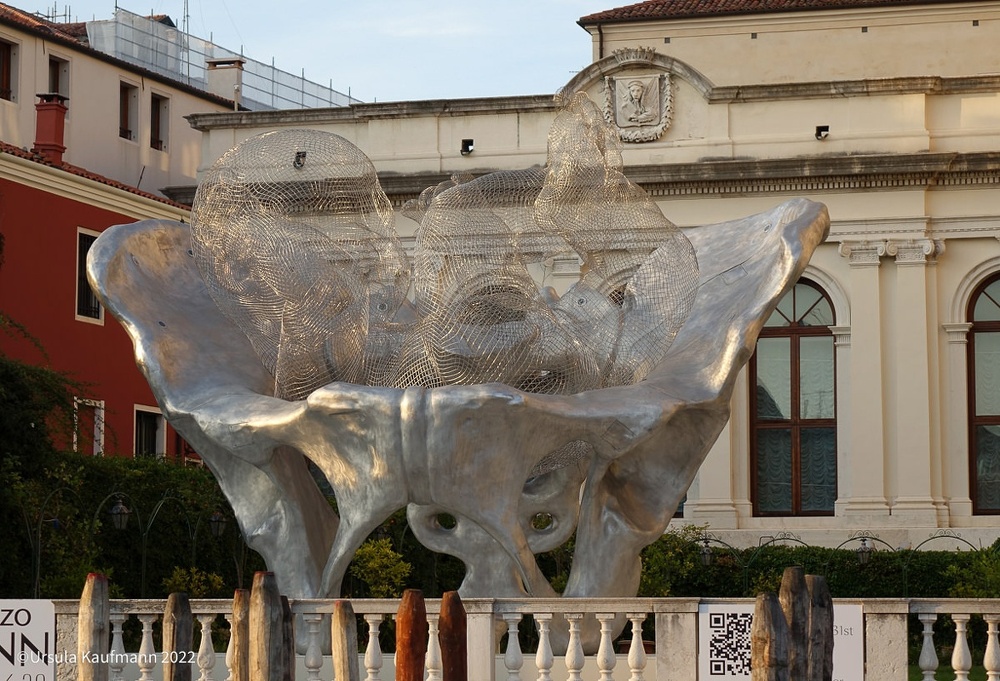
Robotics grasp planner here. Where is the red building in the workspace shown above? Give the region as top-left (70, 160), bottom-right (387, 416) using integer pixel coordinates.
top-left (0, 100), bottom-right (192, 460)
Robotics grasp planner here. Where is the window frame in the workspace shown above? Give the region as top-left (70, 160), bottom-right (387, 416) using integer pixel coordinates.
top-left (1, 37), bottom-right (18, 102)
top-left (47, 54), bottom-right (69, 97)
top-left (119, 81), bottom-right (138, 141)
top-left (749, 279), bottom-right (838, 517)
top-left (150, 92), bottom-right (168, 151)
top-left (966, 274), bottom-right (1000, 514)
top-left (73, 398), bottom-right (105, 456)
top-left (76, 228), bottom-right (104, 324)
top-left (134, 406), bottom-right (166, 458)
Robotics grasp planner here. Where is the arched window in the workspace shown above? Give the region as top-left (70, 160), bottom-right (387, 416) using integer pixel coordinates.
top-left (750, 279), bottom-right (836, 516)
top-left (967, 275), bottom-right (1000, 514)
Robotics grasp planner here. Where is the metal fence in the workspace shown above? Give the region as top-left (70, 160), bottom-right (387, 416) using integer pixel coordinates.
top-left (84, 8), bottom-right (359, 110)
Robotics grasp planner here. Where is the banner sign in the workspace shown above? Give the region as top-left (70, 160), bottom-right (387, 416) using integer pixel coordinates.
top-left (0, 600), bottom-right (56, 681)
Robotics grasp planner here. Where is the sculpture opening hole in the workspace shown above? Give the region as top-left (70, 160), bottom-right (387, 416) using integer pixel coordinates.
top-left (608, 286), bottom-right (627, 307)
top-left (460, 285), bottom-right (529, 325)
top-left (530, 512), bottom-right (555, 532)
top-left (434, 513), bottom-right (458, 531)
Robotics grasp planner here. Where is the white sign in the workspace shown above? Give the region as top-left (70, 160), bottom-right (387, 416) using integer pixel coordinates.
top-left (0, 600), bottom-right (56, 681)
top-left (697, 602), bottom-right (864, 680)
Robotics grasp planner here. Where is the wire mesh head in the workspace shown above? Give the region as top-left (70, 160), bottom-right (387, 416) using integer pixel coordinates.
top-left (190, 93), bottom-right (698, 408)
top-left (190, 129), bottom-right (410, 400)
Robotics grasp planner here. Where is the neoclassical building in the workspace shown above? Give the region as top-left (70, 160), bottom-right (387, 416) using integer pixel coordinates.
top-left (184, 0), bottom-right (1000, 548)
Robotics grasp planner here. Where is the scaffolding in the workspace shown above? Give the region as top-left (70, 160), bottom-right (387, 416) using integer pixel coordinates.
top-left (85, 8), bottom-right (360, 110)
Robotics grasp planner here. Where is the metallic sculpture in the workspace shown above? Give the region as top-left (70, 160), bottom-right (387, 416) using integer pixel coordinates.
top-left (87, 93), bottom-right (829, 621)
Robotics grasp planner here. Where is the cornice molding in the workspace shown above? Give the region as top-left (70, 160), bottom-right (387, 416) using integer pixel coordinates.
top-left (942, 322), bottom-right (972, 342)
top-left (372, 151), bottom-right (1000, 207)
top-left (170, 151), bottom-right (1000, 210)
top-left (829, 325), bottom-right (852, 347)
top-left (0, 154), bottom-right (190, 221)
top-left (187, 95), bottom-right (560, 130)
top-left (626, 151), bottom-right (1000, 197)
top-left (709, 74), bottom-right (1000, 103)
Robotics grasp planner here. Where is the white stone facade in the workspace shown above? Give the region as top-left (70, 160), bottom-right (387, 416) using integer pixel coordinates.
top-left (185, 1), bottom-right (1000, 549)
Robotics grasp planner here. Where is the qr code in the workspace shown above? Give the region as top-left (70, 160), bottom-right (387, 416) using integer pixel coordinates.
top-left (708, 612), bottom-right (752, 676)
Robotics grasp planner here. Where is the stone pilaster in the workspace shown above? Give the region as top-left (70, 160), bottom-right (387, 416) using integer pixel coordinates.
top-left (884, 239), bottom-right (945, 525)
top-left (835, 241), bottom-right (891, 516)
top-left (943, 322), bottom-right (974, 522)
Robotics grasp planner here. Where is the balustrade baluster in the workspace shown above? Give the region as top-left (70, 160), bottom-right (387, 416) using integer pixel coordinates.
top-left (952, 614), bottom-right (973, 681)
top-left (626, 613), bottom-right (647, 681)
top-left (109, 611), bottom-right (127, 681)
top-left (985, 615), bottom-right (1000, 681)
top-left (595, 613), bottom-right (615, 681)
top-left (363, 614), bottom-right (384, 681)
top-left (502, 613), bottom-right (523, 681)
top-left (137, 614), bottom-right (158, 681)
top-left (534, 614), bottom-right (554, 681)
top-left (196, 614), bottom-right (216, 681)
top-left (564, 613), bottom-right (584, 681)
top-left (918, 613), bottom-right (938, 681)
top-left (223, 612), bottom-right (234, 681)
top-left (426, 613), bottom-right (442, 681)
top-left (301, 613), bottom-right (323, 681)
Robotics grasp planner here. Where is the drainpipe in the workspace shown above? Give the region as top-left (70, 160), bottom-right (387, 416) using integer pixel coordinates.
top-left (32, 93), bottom-right (69, 165)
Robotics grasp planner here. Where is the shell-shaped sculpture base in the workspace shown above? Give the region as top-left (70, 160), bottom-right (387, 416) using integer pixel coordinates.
top-left (87, 95), bottom-right (829, 655)
top-left (88, 197), bottom-right (828, 603)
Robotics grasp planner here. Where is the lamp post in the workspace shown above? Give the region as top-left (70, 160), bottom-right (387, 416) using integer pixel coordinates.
top-left (95, 492), bottom-right (231, 597)
top-left (98, 491), bottom-right (193, 597)
top-left (697, 531), bottom-right (810, 594)
top-left (207, 510), bottom-right (252, 590)
top-left (27, 486), bottom-right (80, 599)
top-left (901, 530), bottom-right (981, 597)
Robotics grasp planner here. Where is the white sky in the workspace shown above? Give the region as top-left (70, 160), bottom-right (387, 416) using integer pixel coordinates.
top-left (29, 0), bottom-right (608, 103)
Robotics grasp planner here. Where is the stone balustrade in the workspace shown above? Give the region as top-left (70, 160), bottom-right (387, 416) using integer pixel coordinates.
top-left (49, 597), bottom-right (1000, 681)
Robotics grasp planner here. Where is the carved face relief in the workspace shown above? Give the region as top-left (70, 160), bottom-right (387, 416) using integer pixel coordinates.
top-left (604, 74), bottom-right (673, 143)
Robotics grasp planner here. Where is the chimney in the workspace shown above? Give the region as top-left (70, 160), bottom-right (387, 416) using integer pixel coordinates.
top-left (33, 93), bottom-right (69, 165)
top-left (206, 58), bottom-right (245, 110)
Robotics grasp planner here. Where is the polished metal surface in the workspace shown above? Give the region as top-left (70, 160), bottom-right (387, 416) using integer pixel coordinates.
top-left (87, 94), bottom-right (829, 620)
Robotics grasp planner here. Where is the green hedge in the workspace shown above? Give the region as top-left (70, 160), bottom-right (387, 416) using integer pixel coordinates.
top-left (632, 525), bottom-right (993, 599)
top-left (1, 448), bottom-right (263, 599)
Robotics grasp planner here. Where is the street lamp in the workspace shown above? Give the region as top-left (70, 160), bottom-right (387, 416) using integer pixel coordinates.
top-left (28, 487), bottom-right (80, 599)
top-left (209, 510), bottom-right (227, 538)
top-left (96, 492), bottom-right (231, 596)
top-left (855, 537), bottom-right (873, 565)
top-left (699, 538), bottom-right (714, 568)
top-left (108, 496), bottom-right (131, 531)
top-left (696, 531), bottom-right (810, 594)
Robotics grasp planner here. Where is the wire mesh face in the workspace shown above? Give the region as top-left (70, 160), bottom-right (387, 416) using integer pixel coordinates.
top-left (190, 93), bottom-right (699, 404)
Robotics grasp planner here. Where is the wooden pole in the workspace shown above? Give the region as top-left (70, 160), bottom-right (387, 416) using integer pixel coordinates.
top-left (395, 589), bottom-right (429, 681)
top-left (779, 566), bottom-right (808, 681)
top-left (751, 592), bottom-right (789, 681)
top-left (230, 589), bottom-right (250, 681)
top-left (331, 600), bottom-right (360, 681)
top-left (163, 592), bottom-right (193, 681)
top-left (439, 591), bottom-right (467, 681)
top-left (806, 575), bottom-right (835, 681)
top-left (249, 572), bottom-right (287, 681)
top-left (77, 573), bottom-right (109, 681)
